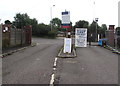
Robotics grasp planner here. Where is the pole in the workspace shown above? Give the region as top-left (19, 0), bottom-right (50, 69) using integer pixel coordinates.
top-left (96, 21), bottom-right (97, 42)
top-left (50, 5), bottom-right (55, 31)
top-left (95, 18), bottom-right (98, 42)
top-left (50, 7), bottom-right (52, 31)
top-left (0, 23), bottom-right (2, 55)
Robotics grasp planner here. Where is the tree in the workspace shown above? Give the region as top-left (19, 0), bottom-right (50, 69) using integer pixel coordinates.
top-left (88, 21), bottom-right (101, 41)
top-left (13, 13), bottom-right (31, 28)
top-left (100, 24), bottom-right (107, 38)
top-left (30, 18), bottom-right (38, 35)
top-left (116, 27), bottom-right (120, 36)
top-left (35, 23), bottom-right (50, 37)
top-left (50, 18), bottom-right (61, 28)
top-left (74, 20), bottom-right (89, 28)
top-left (5, 20), bottom-right (12, 24)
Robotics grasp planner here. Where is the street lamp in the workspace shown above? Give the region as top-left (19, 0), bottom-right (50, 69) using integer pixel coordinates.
top-left (50, 5), bottom-right (55, 31)
top-left (95, 18), bottom-right (98, 42)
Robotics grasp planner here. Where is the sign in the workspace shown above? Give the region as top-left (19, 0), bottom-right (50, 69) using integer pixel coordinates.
top-left (61, 24), bottom-right (71, 29)
top-left (75, 28), bottom-right (87, 47)
top-left (64, 38), bottom-right (72, 53)
top-left (62, 11), bottom-right (70, 24)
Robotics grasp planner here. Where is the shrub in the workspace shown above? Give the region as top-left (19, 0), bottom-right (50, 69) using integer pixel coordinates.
top-left (117, 37), bottom-right (120, 48)
top-left (48, 31), bottom-right (57, 38)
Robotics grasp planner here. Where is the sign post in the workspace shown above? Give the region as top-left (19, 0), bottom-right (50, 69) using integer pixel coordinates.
top-left (61, 11), bottom-right (72, 53)
top-left (75, 28), bottom-right (87, 47)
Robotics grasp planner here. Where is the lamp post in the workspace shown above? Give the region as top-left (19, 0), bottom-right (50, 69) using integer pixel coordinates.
top-left (50, 5), bottom-right (55, 31)
top-left (95, 18), bottom-right (98, 42)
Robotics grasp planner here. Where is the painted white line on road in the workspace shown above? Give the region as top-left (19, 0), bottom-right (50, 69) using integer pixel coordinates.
top-left (58, 48), bottom-right (63, 57)
top-left (55, 58), bottom-right (57, 62)
top-left (49, 57), bottom-right (58, 86)
top-left (54, 58), bottom-right (58, 67)
top-left (53, 68), bottom-right (56, 71)
top-left (50, 74), bottom-right (55, 86)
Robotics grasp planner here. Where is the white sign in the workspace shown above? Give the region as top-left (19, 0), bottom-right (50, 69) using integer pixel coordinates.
top-left (64, 38), bottom-right (72, 53)
top-left (75, 28), bottom-right (87, 47)
top-left (62, 11), bottom-right (70, 24)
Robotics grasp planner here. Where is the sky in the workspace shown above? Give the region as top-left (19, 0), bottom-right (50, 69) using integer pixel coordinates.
top-left (0, 0), bottom-right (120, 28)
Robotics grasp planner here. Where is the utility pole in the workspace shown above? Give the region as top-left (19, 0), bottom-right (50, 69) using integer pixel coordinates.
top-left (95, 18), bottom-right (98, 42)
top-left (0, 19), bottom-right (2, 55)
top-left (50, 5), bottom-right (55, 31)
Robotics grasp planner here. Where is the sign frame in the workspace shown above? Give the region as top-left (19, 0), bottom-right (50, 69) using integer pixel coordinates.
top-left (75, 28), bottom-right (87, 47)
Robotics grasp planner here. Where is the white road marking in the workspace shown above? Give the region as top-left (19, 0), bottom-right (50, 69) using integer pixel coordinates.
top-left (50, 74), bottom-right (55, 85)
top-left (53, 58), bottom-right (58, 67)
top-left (49, 57), bottom-right (58, 86)
top-left (55, 58), bottom-right (57, 62)
top-left (53, 68), bottom-right (56, 70)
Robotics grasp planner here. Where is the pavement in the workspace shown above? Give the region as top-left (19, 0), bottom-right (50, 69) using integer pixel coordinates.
top-left (1, 43), bottom-right (36, 58)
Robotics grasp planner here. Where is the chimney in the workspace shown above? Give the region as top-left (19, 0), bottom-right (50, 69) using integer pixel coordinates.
top-left (109, 25), bottom-right (115, 30)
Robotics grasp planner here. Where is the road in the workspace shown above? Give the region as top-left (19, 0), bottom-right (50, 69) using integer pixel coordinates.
top-left (2, 37), bottom-right (118, 85)
top-left (55, 45), bottom-right (118, 84)
top-left (2, 37), bottom-right (63, 84)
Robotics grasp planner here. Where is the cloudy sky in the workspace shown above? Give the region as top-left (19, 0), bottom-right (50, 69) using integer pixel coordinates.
top-left (0, 0), bottom-right (119, 27)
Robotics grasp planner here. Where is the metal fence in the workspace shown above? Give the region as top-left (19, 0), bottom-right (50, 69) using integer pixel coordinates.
top-left (2, 24), bottom-right (32, 49)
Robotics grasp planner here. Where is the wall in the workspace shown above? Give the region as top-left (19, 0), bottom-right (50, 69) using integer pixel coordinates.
top-left (2, 24), bottom-right (32, 49)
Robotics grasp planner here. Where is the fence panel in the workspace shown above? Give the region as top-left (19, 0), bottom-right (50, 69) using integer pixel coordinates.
top-left (2, 25), bottom-right (32, 49)
top-left (10, 28), bottom-right (16, 46)
top-left (16, 29), bottom-right (21, 45)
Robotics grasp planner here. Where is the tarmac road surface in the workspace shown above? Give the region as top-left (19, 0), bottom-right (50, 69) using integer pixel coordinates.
top-left (2, 37), bottom-right (119, 85)
top-left (2, 37), bottom-right (63, 84)
top-left (55, 45), bottom-right (118, 84)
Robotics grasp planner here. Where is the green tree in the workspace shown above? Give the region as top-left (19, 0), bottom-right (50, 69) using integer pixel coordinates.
top-left (36, 23), bottom-right (50, 37)
top-left (5, 20), bottom-right (12, 24)
top-left (88, 21), bottom-right (100, 41)
top-left (30, 18), bottom-right (38, 35)
top-left (116, 27), bottom-right (120, 36)
top-left (100, 24), bottom-right (107, 38)
top-left (13, 13), bottom-right (31, 28)
top-left (50, 18), bottom-right (61, 28)
top-left (74, 20), bottom-right (89, 28)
